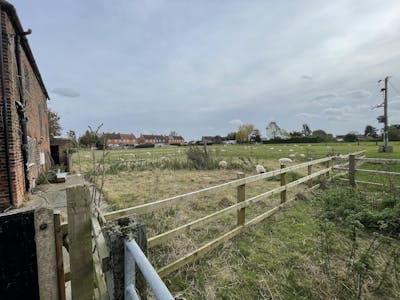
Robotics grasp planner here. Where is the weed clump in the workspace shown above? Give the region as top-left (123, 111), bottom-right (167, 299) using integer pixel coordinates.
top-left (316, 186), bottom-right (400, 235)
top-left (186, 146), bottom-right (217, 170)
top-left (37, 170), bottom-right (57, 184)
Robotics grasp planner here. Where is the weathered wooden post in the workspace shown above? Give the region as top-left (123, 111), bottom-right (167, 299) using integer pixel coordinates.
top-left (67, 149), bottom-right (73, 172)
top-left (236, 172), bottom-right (246, 226)
top-left (307, 164), bottom-right (312, 187)
top-left (53, 211), bottom-right (66, 300)
top-left (280, 164), bottom-right (287, 203)
top-left (66, 185), bottom-right (93, 300)
top-left (349, 154), bottom-right (356, 187)
top-left (103, 217), bottom-right (147, 300)
top-left (326, 158), bottom-right (331, 178)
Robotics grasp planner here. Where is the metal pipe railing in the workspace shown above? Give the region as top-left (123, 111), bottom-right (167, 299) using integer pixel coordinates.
top-left (124, 240), bottom-right (173, 300)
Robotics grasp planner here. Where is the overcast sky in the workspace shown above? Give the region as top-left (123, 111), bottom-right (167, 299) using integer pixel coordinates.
top-left (14, 0), bottom-right (400, 139)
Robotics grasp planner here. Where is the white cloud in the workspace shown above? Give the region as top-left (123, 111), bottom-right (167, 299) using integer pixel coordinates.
top-left (296, 112), bottom-right (320, 119)
top-left (342, 90), bottom-right (371, 99)
top-left (51, 87), bottom-right (80, 98)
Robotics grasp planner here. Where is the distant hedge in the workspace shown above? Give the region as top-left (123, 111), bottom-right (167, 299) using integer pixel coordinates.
top-left (263, 137), bottom-right (321, 144)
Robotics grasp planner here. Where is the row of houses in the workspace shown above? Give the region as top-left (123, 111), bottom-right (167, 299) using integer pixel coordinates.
top-left (105, 133), bottom-right (185, 148)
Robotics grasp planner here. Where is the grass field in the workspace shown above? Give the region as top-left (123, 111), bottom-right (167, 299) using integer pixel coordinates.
top-left (71, 141), bottom-right (400, 299)
top-left (73, 141), bottom-right (400, 172)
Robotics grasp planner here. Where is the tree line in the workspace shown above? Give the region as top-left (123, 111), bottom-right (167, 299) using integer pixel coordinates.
top-left (48, 108), bottom-right (400, 147)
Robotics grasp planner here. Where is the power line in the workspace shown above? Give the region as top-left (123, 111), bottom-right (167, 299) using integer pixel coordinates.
top-left (388, 81), bottom-right (400, 97)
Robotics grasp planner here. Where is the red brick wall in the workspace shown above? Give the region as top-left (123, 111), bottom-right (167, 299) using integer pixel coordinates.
top-left (0, 11), bottom-right (8, 208)
top-left (20, 30), bottom-right (50, 187)
top-left (0, 12), bottom-right (49, 210)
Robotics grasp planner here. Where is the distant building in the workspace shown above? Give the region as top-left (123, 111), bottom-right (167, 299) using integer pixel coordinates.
top-left (138, 134), bottom-right (169, 145)
top-left (201, 136), bottom-right (223, 144)
top-left (105, 133), bottom-right (136, 148)
top-left (249, 129), bottom-right (261, 142)
top-left (168, 135), bottom-right (185, 145)
top-left (50, 137), bottom-right (72, 171)
top-left (335, 135), bottom-right (344, 142)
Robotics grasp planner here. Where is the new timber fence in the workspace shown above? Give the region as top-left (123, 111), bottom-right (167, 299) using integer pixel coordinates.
top-left (59, 151), bottom-right (370, 298)
top-left (334, 155), bottom-right (400, 188)
top-left (101, 150), bottom-right (366, 279)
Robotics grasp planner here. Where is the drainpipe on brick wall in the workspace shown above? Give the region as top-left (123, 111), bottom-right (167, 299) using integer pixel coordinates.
top-left (0, 6), bottom-right (14, 207)
top-left (15, 32), bottom-right (30, 191)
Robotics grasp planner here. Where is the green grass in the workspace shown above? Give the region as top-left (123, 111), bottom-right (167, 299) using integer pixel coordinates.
top-left (165, 189), bottom-right (400, 300)
top-left (73, 141), bottom-right (400, 172)
top-left (355, 162), bottom-right (400, 187)
top-left (71, 142), bottom-right (400, 298)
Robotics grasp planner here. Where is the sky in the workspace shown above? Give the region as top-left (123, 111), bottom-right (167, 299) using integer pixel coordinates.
top-left (13, 0), bottom-right (400, 140)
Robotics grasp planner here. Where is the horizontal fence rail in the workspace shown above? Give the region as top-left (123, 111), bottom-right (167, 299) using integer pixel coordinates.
top-left (125, 240), bottom-right (173, 300)
top-left (355, 157), bottom-right (400, 164)
top-left (354, 168), bottom-right (400, 177)
top-left (98, 150), bottom-right (366, 279)
top-left (343, 155), bottom-right (400, 188)
top-left (104, 156), bottom-right (335, 221)
top-left (148, 167), bottom-right (330, 248)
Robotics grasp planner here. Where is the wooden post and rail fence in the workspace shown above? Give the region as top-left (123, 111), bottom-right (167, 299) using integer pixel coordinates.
top-left (57, 150), bottom-right (386, 299)
top-left (100, 150), bottom-right (366, 279)
top-left (334, 155), bottom-right (400, 188)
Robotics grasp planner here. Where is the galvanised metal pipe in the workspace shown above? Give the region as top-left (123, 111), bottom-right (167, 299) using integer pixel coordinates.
top-left (125, 284), bottom-right (140, 300)
top-left (124, 240), bottom-right (173, 300)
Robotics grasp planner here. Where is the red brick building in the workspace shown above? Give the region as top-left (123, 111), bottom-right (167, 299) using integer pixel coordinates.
top-left (168, 135), bottom-right (185, 145)
top-left (138, 134), bottom-right (169, 145)
top-left (137, 134), bottom-right (185, 145)
top-left (0, 1), bottom-right (50, 210)
top-left (105, 133), bottom-right (136, 148)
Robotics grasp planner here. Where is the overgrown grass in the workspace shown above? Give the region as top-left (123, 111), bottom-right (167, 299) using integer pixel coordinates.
top-left (73, 141), bottom-right (400, 175)
top-left (164, 186), bottom-right (400, 299)
top-left (71, 142), bottom-right (400, 298)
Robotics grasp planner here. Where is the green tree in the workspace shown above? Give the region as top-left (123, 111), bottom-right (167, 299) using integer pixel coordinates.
top-left (364, 125), bottom-right (378, 138)
top-left (388, 124), bottom-right (400, 141)
top-left (78, 130), bottom-right (98, 147)
top-left (344, 133), bottom-right (358, 142)
top-left (302, 123), bottom-right (312, 136)
top-left (236, 124), bottom-right (255, 143)
top-left (67, 130), bottom-right (78, 147)
top-left (78, 124), bottom-right (104, 148)
top-left (226, 132), bottom-right (236, 140)
top-left (48, 108), bottom-right (62, 139)
top-left (312, 129), bottom-right (334, 142)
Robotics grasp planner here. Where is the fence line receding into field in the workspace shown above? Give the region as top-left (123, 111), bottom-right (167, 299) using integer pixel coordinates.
top-left (100, 150), bottom-right (365, 277)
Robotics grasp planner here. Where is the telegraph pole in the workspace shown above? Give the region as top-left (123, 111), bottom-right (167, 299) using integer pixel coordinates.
top-left (383, 76), bottom-right (388, 148)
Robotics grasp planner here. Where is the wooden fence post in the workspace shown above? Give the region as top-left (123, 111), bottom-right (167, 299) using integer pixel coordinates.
top-left (349, 154), bottom-right (356, 187)
top-left (307, 165), bottom-right (312, 187)
top-left (67, 149), bottom-right (73, 172)
top-left (326, 158), bottom-right (331, 178)
top-left (103, 218), bottom-right (147, 300)
top-left (53, 211), bottom-right (66, 300)
top-left (236, 172), bottom-right (246, 226)
top-left (66, 185), bottom-right (93, 300)
top-left (35, 207), bottom-right (59, 300)
top-left (280, 164), bottom-right (287, 203)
